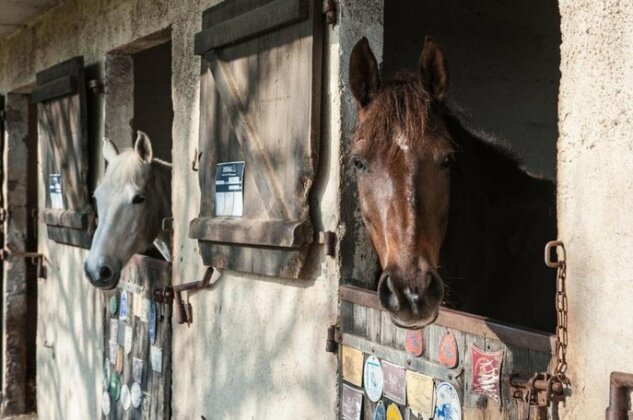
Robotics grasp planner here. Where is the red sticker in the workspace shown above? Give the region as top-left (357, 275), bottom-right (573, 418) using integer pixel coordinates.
top-left (405, 329), bottom-right (424, 357)
top-left (470, 345), bottom-right (504, 403)
top-left (438, 331), bottom-right (458, 368)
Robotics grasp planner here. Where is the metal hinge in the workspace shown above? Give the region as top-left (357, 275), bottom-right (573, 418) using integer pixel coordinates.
top-left (325, 324), bottom-right (341, 353)
top-left (0, 244), bottom-right (47, 279)
top-left (316, 231), bottom-right (336, 257)
top-left (153, 267), bottom-right (214, 325)
top-left (323, 0), bottom-right (337, 25)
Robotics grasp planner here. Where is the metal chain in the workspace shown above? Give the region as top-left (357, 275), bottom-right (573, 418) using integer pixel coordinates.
top-left (545, 241), bottom-right (571, 386)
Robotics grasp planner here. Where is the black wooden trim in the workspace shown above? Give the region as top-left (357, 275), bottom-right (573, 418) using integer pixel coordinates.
top-left (189, 217), bottom-right (312, 248)
top-left (40, 208), bottom-right (89, 229)
top-left (194, 0), bottom-right (309, 54)
top-left (31, 76), bottom-right (78, 103)
top-left (36, 56), bottom-right (83, 85)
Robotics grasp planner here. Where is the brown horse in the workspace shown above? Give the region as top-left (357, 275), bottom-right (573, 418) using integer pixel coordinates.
top-left (349, 37), bottom-right (556, 332)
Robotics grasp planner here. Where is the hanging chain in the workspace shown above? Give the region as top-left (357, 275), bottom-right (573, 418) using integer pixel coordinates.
top-left (545, 241), bottom-right (570, 387)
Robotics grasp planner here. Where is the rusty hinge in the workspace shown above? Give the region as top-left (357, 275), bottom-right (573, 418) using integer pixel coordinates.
top-left (0, 244), bottom-right (46, 279)
top-left (325, 324), bottom-right (341, 353)
top-left (323, 0), bottom-right (337, 25)
top-left (316, 231), bottom-right (336, 257)
top-left (153, 267), bottom-right (214, 325)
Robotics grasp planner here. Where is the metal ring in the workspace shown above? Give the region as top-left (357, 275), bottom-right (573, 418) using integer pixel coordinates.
top-left (545, 241), bottom-right (565, 268)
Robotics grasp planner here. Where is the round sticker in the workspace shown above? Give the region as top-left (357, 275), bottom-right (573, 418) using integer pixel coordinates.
top-left (102, 390), bottom-right (111, 416)
top-left (119, 290), bottom-right (129, 321)
top-left (109, 295), bottom-right (118, 316)
top-left (131, 382), bottom-right (143, 408)
top-left (109, 372), bottom-right (121, 401)
top-left (405, 329), bottom-right (424, 357)
top-left (149, 302), bottom-right (157, 344)
top-left (121, 384), bottom-right (131, 410)
top-left (373, 401), bottom-right (386, 420)
top-left (103, 359), bottom-right (111, 387)
top-left (363, 355), bottom-right (384, 402)
top-left (434, 382), bottom-right (462, 420)
top-left (386, 403), bottom-right (403, 420)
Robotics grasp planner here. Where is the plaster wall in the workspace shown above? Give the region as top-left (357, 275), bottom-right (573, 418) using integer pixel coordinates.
top-left (558, 0), bottom-right (633, 417)
top-left (0, 0), bottom-right (357, 418)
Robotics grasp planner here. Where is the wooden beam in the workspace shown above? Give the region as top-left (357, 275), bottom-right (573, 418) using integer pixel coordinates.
top-left (31, 76), bottom-right (77, 103)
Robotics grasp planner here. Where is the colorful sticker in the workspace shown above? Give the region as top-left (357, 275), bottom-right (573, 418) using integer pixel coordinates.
top-left (342, 345), bottom-right (364, 387)
top-left (149, 302), bottom-right (157, 344)
top-left (373, 401), bottom-right (386, 420)
top-left (341, 384), bottom-right (363, 420)
top-left (121, 384), bottom-right (131, 410)
top-left (405, 329), bottom-right (425, 357)
top-left (115, 346), bottom-right (124, 374)
top-left (469, 345), bottom-right (504, 403)
top-left (438, 332), bottom-right (459, 368)
top-left (150, 346), bottom-right (162, 373)
top-left (131, 382), bottom-right (143, 408)
top-left (363, 355), bottom-right (384, 402)
top-left (109, 295), bottom-right (118, 316)
top-left (381, 360), bottom-right (407, 405)
top-left (434, 382), bottom-right (461, 420)
top-left (109, 372), bottom-right (121, 401)
top-left (406, 370), bottom-right (434, 418)
top-left (386, 403), bottom-right (403, 420)
top-left (124, 325), bottom-right (133, 355)
top-left (101, 390), bottom-right (111, 416)
top-left (119, 290), bottom-right (129, 321)
top-left (133, 357), bottom-right (144, 384)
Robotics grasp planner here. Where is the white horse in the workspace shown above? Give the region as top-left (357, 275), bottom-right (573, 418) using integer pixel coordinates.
top-left (84, 131), bottom-right (171, 289)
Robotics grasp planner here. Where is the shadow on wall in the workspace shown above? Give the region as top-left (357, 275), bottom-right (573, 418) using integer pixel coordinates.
top-left (384, 0), bottom-right (561, 180)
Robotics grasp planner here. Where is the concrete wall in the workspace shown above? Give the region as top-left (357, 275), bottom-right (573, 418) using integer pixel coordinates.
top-left (384, 0), bottom-right (561, 180)
top-left (0, 0), bottom-right (354, 418)
top-left (558, 0), bottom-right (633, 417)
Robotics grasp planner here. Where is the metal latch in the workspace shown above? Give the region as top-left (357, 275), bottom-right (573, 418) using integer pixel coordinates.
top-left (508, 372), bottom-right (565, 414)
top-left (153, 267), bottom-right (214, 325)
top-left (0, 244), bottom-right (46, 279)
top-left (325, 324), bottom-right (341, 353)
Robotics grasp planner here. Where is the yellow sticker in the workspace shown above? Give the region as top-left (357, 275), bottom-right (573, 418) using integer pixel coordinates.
top-left (406, 370), bottom-right (435, 418)
top-left (341, 345), bottom-right (364, 387)
top-left (386, 403), bottom-right (403, 420)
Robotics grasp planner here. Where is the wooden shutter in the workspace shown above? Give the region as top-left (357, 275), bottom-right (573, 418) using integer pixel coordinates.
top-left (190, 0), bottom-right (323, 278)
top-left (33, 56), bottom-right (94, 248)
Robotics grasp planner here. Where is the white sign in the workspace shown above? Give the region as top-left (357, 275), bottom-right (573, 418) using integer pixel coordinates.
top-left (363, 355), bottom-right (384, 402)
top-left (131, 382), bottom-right (143, 408)
top-left (124, 325), bottom-right (133, 355)
top-left (214, 161), bottom-right (245, 217)
top-left (150, 346), bottom-right (162, 373)
top-left (434, 382), bottom-right (462, 420)
top-left (49, 174), bottom-right (64, 209)
top-left (121, 384), bottom-right (131, 410)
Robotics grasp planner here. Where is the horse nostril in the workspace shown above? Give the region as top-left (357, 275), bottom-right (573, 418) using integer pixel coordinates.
top-left (378, 272), bottom-right (401, 311)
top-left (99, 265), bottom-right (113, 280)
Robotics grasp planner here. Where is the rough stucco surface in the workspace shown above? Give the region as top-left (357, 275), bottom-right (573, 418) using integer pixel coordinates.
top-left (0, 0), bottom-right (344, 418)
top-left (558, 0), bottom-right (633, 417)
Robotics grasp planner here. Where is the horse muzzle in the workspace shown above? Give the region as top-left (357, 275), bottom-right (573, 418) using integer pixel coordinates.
top-left (377, 268), bottom-right (444, 329)
top-left (84, 259), bottom-right (121, 289)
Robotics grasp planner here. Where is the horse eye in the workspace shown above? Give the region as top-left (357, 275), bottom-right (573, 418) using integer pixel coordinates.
top-left (351, 156), bottom-right (368, 172)
top-left (132, 194), bottom-right (145, 204)
top-left (441, 154), bottom-right (454, 169)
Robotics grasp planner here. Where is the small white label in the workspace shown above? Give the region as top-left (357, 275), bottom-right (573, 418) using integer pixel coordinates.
top-left (133, 357), bottom-right (144, 384)
top-left (150, 346), bottom-right (162, 373)
top-left (102, 391), bottom-right (111, 416)
top-left (140, 299), bottom-right (150, 323)
top-left (109, 319), bottom-right (119, 342)
top-left (124, 325), bottom-right (133, 355)
top-left (121, 384), bottom-right (131, 410)
top-left (49, 174), bottom-right (64, 209)
top-left (131, 382), bottom-right (143, 408)
top-left (215, 161), bottom-right (245, 217)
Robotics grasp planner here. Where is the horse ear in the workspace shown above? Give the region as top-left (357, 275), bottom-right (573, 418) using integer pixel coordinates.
top-left (103, 137), bottom-right (118, 163)
top-left (349, 37), bottom-right (381, 108)
top-left (134, 131), bottom-right (153, 163)
top-left (419, 36), bottom-right (449, 100)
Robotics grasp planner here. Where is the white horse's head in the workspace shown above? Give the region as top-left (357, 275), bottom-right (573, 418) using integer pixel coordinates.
top-left (84, 131), bottom-right (171, 289)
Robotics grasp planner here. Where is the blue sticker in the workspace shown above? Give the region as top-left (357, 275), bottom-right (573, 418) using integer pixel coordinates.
top-left (373, 401), bottom-right (386, 420)
top-left (119, 291), bottom-right (128, 321)
top-left (149, 302), bottom-right (157, 344)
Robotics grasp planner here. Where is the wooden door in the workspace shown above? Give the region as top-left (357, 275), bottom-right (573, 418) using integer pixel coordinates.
top-left (33, 56), bottom-right (94, 248)
top-left (102, 256), bottom-right (172, 419)
top-left (190, 0), bottom-right (323, 278)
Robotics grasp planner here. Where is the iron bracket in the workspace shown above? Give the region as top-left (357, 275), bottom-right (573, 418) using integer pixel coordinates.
top-left (153, 267), bottom-right (214, 325)
top-left (0, 244), bottom-right (47, 279)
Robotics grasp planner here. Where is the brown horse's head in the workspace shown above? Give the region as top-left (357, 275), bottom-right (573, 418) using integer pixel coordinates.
top-left (349, 37), bottom-right (453, 328)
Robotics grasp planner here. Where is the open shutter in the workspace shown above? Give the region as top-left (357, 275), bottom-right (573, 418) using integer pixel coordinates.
top-left (190, 0), bottom-right (323, 278)
top-left (33, 56), bottom-right (94, 248)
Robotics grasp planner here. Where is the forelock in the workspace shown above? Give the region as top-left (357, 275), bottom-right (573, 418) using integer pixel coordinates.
top-left (99, 149), bottom-right (151, 191)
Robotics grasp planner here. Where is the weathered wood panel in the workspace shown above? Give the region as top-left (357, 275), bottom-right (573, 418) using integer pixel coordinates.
top-left (34, 56), bottom-right (94, 248)
top-left (339, 285), bottom-right (555, 419)
top-left (102, 255), bottom-right (171, 419)
top-left (190, 0), bottom-right (323, 278)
